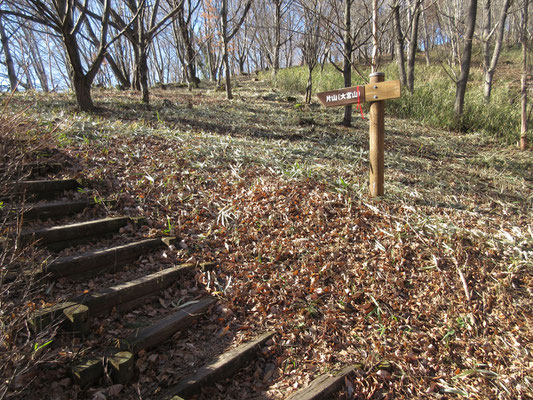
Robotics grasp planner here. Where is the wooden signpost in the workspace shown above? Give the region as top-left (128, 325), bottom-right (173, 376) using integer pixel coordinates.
top-left (317, 73), bottom-right (401, 197)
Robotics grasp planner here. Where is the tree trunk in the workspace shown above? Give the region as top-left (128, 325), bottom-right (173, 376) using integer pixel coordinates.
top-left (222, 0), bottom-right (233, 99)
top-left (177, 4), bottom-right (199, 89)
top-left (25, 28), bottom-right (49, 92)
top-left (454, 0), bottom-right (478, 128)
top-left (0, 16), bottom-right (18, 91)
top-left (422, 8), bottom-right (431, 66)
top-left (342, 0), bottom-right (353, 126)
top-left (63, 32), bottom-right (95, 111)
top-left (371, 0), bottom-right (379, 72)
top-left (482, 0), bottom-right (492, 75)
top-left (72, 74), bottom-right (94, 111)
top-left (106, 54), bottom-right (131, 88)
top-left (139, 49), bottom-right (150, 104)
top-left (393, 1), bottom-right (407, 88)
top-left (273, 0), bottom-right (282, 76)
top-left (483, 0), bottom-right (511, 102)
top-left (305, 65), bottom-right (313, 104)
top-left (520, 0), bottom-right (528, 150)
top-left (406, 1), bottom-right (421, 93)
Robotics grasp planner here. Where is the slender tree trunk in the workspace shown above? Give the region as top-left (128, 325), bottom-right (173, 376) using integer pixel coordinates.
top-left (0, 16), bottom-right (18, 91)
top-left (24, 28), bottom-right (49, 92)
top-left (393, 2), bottom-right (407, 88)
top-left (273, 0), bottom-right (282, 76)
top-left (483, 0), bottom-right (512, 102)
top-left (137, 10), bottom-right (150, 104)
top-left (482, 0), bottom-right (492, 75)
top-left (520, 0), bottom-right (529, 150)
top-left (343, 0), bottom-right (353, 126)
top-left (406, 1), bottom-right (421, 93)
top-left (454, 0), bottom-right (478, 128)
top-left (305, 65), bottom-right (313, 103)
top-left (207, 39), bottom-right (217, 82)
top-left (177, 4), bottom-right (199, 89)
top-left (422, 8), bottom-right (431, 66)
top-left (221, 0), bottom-right (233, 99)
top-left (106, 54), bottom-right (131, 88)
top-left (371, 0), bottom-right (379, 72)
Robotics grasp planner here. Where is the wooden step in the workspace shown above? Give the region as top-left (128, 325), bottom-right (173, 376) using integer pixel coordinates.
top-left (20, 216), bottom-right (145, 250)
top-left (30, 260), bottom-right (203, 335)
top-left (20, 199), bottom-right (98, 221)
top-left (124, 296), bottom-right (217, 353)
top-left (286, 366), bottom-right (357, 400)
top-left (161, 331), bottom-right (276, 399)
top-left (16, 179), bottom-right (80, 194)
top-left (73, 260), bottom-right (203, 316)
top-left (30, 301), bottom-right (89, 334)
top-left (71, 351), bottom-right (135, 388)
top-left (45, 236), bottom-right (169, 279)
top-left (0, 162), bottom-right (62, 179)
top-left (71, 298), bottom-right (216, 387)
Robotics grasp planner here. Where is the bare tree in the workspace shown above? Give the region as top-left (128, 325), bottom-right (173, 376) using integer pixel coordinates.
top-left (101, 0), bottom-right (185, 104)
top-left (520, 0), bottom-right (529, 150)
top-left (392, 0), bottom-right (407, 87)
top-left (220, 0), bottom-right (253, 99)
top-left (482, 0), bottom-right (512, 102)
top-left (300, 0), bottom-right (324, 103)
top-left (0, 14), bottom-right (17, 91)
top-left (1, 0), bottom-right (134, 110)
top-left (454, 0), bottom-right (477, 126)
top-left (171, 0), bottom-right (201, 89)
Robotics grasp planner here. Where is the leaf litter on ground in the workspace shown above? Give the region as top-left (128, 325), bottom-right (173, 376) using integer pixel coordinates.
top-left (3, 76), bottom-right (532, 399)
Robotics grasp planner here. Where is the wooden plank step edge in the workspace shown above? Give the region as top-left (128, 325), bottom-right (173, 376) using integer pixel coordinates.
top-left (74, 261), bottom-right (207, 316)
top-left (286, 365), bottom-right (357, 400)
top-left (15, 179), bottom-right (81, 194)
top-left (29, 259), bottom-right (197, 331)
top-left (20, 216), bottom-right (145, 246)
top-left (70, 299), bottom-right (216, 387)
top-left (46, 237), bottom-right (166, 278)
top-left (161, 331), bottom-right (276, 399)
top-left (71, 351), bottom-right (134, 387)
top-left (20, 199), bottom-right (106, 221)
top-left (30, 302), bottom-right (89, 334)
top-left (125, 296), bottom-right (217, 353)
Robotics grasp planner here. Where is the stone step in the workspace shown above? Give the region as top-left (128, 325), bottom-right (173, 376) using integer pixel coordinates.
top-left (73, 260), bottom-right (206, 316)
top-left (20, 199), bottom-right (100, 221)
top-left (161, 331), bottom-right (276, 399)
top-left (44, 236), bottom-right (170, 279)
top-left (20, 216), bottom-right (145, 250)
top-left (286, 366), bottom-right (357, 400)
top-left (124, 296), bottom-right (217, 353)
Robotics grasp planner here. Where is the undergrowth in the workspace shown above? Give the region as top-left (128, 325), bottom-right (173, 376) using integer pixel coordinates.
top-left (0, 96), bottom-right (59, 400)
top-left (267, 59), bottom-right (531, 144)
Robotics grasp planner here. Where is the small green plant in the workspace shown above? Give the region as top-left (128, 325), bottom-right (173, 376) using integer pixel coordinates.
top-left (442, 327), bottom-right (456, 344)
top-left (163, 216), bottom-right (172, 235)
top-left (33, 340), bottom-right (53, 353)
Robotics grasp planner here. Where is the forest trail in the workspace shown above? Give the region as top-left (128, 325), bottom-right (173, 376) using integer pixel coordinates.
top-left (1, 76), bottom-right (532, 399)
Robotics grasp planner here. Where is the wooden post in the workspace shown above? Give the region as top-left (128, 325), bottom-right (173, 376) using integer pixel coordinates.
top-left (369, 72), bottom-right (385, 197)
